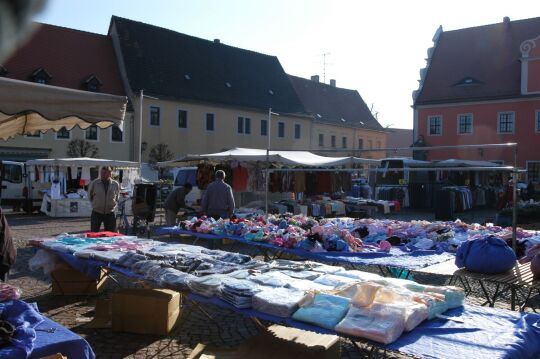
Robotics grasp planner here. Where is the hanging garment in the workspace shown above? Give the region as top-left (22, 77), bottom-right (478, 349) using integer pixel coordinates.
top-left (0, 209), bottom-right (15, 281)
top-left (196, 164), bottom-right (215, 190)
top-left (294, 171), bottom-right (306, 193)
top-left (232, 164), bottom-right (248, 192)
top-left (316, 172), bottom-right (331, 193)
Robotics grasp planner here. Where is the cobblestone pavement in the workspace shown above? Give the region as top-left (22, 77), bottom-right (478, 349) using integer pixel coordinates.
top-left (6, 212), bottom-right (539, 358)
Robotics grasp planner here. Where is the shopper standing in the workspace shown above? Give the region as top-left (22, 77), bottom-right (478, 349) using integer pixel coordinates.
top-left (88, 166), bottom-right (120, 232)
top-left (201, 170), bottom-right (235, 219)
top-left (164, 183), bottom-right (193, 226)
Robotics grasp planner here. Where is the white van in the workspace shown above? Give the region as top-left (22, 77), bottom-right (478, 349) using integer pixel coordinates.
top-left (0, 161), bottom-right (41, 211)
top-left (171, 167), bottom-right (201, 207)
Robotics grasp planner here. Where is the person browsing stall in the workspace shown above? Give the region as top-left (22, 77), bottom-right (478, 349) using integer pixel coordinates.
top-left (164, 183), bottom-right (193, 226)
top-left (201, 170), bottom-right (235, 219)
top-left (88, 166), bottom-right (120, 232)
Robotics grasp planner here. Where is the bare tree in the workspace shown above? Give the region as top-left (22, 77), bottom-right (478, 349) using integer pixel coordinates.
top-left (66, 139), bottom-right (99, 158)
top-left (148, 143), bottom-right (174, 164)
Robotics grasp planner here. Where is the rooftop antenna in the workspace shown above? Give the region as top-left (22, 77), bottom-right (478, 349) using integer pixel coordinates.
top-left (322, 52), bottom-right (331, 83)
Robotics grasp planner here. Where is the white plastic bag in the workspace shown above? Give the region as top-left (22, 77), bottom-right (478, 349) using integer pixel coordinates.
top-left (28, 249), bottom-right (61, 275)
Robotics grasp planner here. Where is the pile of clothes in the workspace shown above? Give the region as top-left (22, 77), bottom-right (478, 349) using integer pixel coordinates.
top-left (177, 214), bottom-right (540, 254)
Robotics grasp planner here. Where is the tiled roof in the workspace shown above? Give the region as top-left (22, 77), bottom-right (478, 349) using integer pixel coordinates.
top-left (110, 16), bottom-right (306, 115)
top-left (415, 17), bottom-right (540, 105)
top-left (3, 23), bottom-right (125, 96)
top-left (288, 75), bottom-right (383, 131)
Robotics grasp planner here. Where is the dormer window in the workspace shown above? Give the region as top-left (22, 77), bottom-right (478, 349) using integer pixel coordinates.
top-left (82, 75), bottom-right (102, 92)
top-left (0, 66), bottom-right (6, 77)
top-left (31, 68), bottom-right (52, 84)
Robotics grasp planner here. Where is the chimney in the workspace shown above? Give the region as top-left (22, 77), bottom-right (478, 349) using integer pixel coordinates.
top-left (503, 16), bottom-right (510, 24)
top-left (330, 79), bottom-right (336, 87)
top-left (310, 75), bottom-right (320, 82)
top-left (214, 38), bottom-right (220, 44)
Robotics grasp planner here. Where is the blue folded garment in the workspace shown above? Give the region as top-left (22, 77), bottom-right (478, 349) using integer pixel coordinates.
top-left (292, 293), bottom-right (350, 330)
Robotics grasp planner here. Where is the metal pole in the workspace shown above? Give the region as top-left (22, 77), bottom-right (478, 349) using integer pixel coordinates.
top-left (138, 89), bottom-right (143, 167)
top-left (512, 145), bottom-right (518, 253)
top-left (265, 108), bottom-right (271, 214)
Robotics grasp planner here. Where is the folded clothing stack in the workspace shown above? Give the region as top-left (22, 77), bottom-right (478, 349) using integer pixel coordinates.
top-left (252, 287), bottom-right (305, 317)
top-left (219, 278), bottom-right (260, 309)
top-left (188, 275), bottom-right (225, 297)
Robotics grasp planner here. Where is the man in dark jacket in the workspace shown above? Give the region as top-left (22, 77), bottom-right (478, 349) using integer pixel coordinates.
top-left (201, 170), bottom-right (235, 219)
top-left (164, 183), bottom-right (192, 226)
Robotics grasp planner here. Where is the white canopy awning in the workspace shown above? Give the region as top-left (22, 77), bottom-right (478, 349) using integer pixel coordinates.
top-left (0, 77), bottom-right (127, 140)
top-left (26, 157), bottom-right (139, 169)
top-left (158, 147), bottom-right (380, 168)
top-left (432, 159), bottom-right (503, 167)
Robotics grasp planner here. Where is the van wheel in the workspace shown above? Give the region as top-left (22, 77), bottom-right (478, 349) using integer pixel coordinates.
top-left (23, 200), bottom-right (34, 214)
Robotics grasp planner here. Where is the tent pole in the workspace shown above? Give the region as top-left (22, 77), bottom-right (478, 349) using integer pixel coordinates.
top-left (512, 145), bottom-right (518, 253)
top-left (265, 108), bottom-right (271, 215)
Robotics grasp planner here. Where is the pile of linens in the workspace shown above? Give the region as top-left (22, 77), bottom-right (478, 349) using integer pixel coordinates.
top-left (29, 233), bottom-right (466, 344)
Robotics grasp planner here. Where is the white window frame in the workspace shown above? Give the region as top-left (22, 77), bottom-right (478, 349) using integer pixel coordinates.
top-left (497, 111), bottom-right (515, 134)
top-left (319, 133), bottom-right (324, 147)
top-left (110, 125), bottom-right (124, 143)
top-left (177, 109), bottom-right (188, 129)
top-left (331, 135), bottom-right (336, 148)
top-left (427, 115), bottom-right (442, 136)
top-left (85, 125), bottom-right (99, 141)
top-left (149, 106), bottom-right (161, 127)
top-left (536, 110), bottom-right (540, 133)
top-left (342, 136), bottom-right (347, 149)
top-left (237, 116), bottom-right (244, 134)
top-left (245, 117), bottom-right (251, 135)
top-left (55, 127), bottom-right (71, 140)
top-left (278, 121), bottom-right (285, 138)
top-left (457, 113), bottom-right (474, 135)
top-left (294, 123), bottom-right (301, 139)
top-left (526, 160), bottom-right (540, 183)
top-left (206, 113), bottom-right (215, 132)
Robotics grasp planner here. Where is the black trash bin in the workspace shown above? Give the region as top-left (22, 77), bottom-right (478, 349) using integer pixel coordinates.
top-left (435, 189), bottom-right (455, 221)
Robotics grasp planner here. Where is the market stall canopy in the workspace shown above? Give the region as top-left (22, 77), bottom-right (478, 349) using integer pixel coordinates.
top-left (158, 147), bottom-right (380, 168)
top-left (0, 77), bottom-right (127, 140)
top-left (26, 157), bottom-right (139, 169)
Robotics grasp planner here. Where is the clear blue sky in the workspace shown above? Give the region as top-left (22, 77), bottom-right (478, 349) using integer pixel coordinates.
top-left (34, 0), bottom-right (540, 129)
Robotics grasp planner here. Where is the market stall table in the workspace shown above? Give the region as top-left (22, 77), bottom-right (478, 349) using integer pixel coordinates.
top-left (414, 259), bottom-right (540, 311)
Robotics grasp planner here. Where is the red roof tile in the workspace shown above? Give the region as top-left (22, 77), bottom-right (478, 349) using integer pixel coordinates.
top-left (415, 17), bottom-right (540, 105)
top-left (3, 23), bottom-right (125, 96)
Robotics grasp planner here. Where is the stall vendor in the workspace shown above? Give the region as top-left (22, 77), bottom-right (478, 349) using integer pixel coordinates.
top-left (201, 170), bottom-right (235, 219)
top-left (88, 166), bottom-right (120, 232)
top-left (164, 183), bottom-right (193, 226)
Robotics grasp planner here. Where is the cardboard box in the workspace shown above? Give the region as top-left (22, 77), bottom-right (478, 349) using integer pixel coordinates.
top-left (50, 264), bottom-right (108, 295)
top-left (112, 288), bottom-right (181, 335)
top-left (188, 324), bottom-right (340, 359)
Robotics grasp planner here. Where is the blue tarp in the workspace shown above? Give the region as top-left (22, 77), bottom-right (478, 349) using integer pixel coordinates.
top-left (155, 227), bottom-right (454, 269)
top-left (188, 294), bottom-right (540, 359)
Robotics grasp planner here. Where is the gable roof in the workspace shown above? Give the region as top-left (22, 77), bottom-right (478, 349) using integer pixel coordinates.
top-left (288, 75), bottom-right (383, 131)
top-left (110, 16), bottom-right (307, 115)
top-left (415, 17), bottom-right (540, 106)
top-left (3, 23), bottom-right (125, 96)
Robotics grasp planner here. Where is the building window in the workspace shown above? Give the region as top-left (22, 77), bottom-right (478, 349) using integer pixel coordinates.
top-left (206, 113), bottom-right (215, 131)
top-left (294, 124), bottom-right (301, 139)
top-left (319, 134), bottom-right (324, 146)
top-left (25, 132), bottom-right (41, 138)
top-left (278, 122), bottom-right (285, 138)
top-left (178, 110), bottom-right (187, 128)
top-left (111, 125), bottom-right (123, 142)
top-left (261, 119), bottom-right (267, 136)
top-left (150, 106), bottom-right (160, 126)
top-left (376, 140), bottom-right (381, 149)
top-left (331, 135), bottom-right (336, 148)
top-left (458, 114), bottom-right (473, 134)
top-left (358, 138), bottom-right (363, 149)
top-left (85, 125), bottom-right (98, 141)
top-left (83, 75), bottom-right (102, 92)
top-left (528, 162), bottom-right (540, 183)
top-left (536, 110), bottom-right (540, 132)
top-left (237, 117), bottom-right (244, 134)
top-left (428, 116), bottom-right (442, 135)
top-left (498, 112), bottom-right (514, 134)
top-left (31, 68), bottom-right (51, 84)
top-left (245, 118), bottom-right (251, 134)
top-left (56, 127), bottom-right (70, 140)
top-left (368, 140), bottom-right (373, 149)
top-left (342, 137), bottom-right (347, 148)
